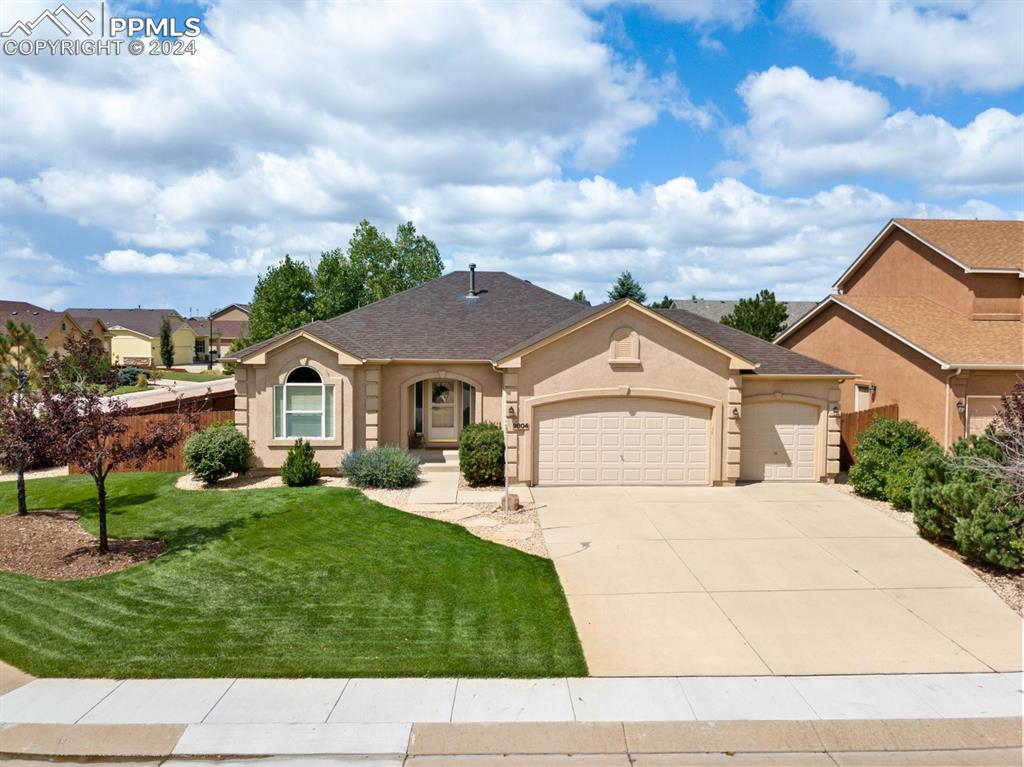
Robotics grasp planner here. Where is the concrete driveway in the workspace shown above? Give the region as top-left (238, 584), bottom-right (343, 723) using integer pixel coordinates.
top-left (535, 483), bottom-right (1023, 677)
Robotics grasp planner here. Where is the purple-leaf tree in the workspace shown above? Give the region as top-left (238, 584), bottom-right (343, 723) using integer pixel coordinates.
top-left (0, 320), bottom-right (50, 515)
top-left (48, 387), bottom-right (197, 553)
top-left (0, 390), bottom-right (55, 515)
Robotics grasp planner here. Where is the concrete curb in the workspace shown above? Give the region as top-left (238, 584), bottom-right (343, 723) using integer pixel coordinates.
top-left (2, 718), bottom-right (1020, 760)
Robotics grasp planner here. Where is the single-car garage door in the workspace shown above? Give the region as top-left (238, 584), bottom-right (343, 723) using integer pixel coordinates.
top-left (740, 402), bottom-right (818, 481)
top-left (536, 398), bottom-right (710, 485)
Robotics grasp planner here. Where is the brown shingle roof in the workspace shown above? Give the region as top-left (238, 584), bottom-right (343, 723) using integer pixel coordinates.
top-left (231, 271), bottom-right (588, 361)
top-left (656, 308), bottom-right (853, 376)
top-left (0, 300), bottom-right (66, 340)
top-left (835, 295), bottom-right (1023, 367)
top-left (230, 271), bottom-right (850, 378)
top-left (187, 318), bottom-right (250, 339)
top-left (894, 219), bottom-right (1024, 271)
top-left (67, 308), bottom-right (185, 338)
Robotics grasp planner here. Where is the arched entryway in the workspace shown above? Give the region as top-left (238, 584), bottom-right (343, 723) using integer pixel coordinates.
top-left (398, 372), bottom-right (485, 448)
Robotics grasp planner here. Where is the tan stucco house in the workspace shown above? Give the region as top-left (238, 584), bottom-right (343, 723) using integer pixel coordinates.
top-left (227, 268), bottom-right (852, 485)
top-left (188, 303), bottom-right (251, 359)
top-left (777, 218), bottom-right (1024, 446)
top-left (1, 300), bottom-right (104, 355)
top-left (67, 307), bottom-right (198, 367)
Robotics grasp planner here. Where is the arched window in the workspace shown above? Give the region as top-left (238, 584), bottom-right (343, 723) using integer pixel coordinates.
top-left (609, 327), bottom-right (640, 364)
top-left (274, 366), bottom-right (334, 439)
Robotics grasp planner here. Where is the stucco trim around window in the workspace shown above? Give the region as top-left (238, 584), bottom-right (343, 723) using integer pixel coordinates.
top-left (273, 365), bottom-right (335, 440)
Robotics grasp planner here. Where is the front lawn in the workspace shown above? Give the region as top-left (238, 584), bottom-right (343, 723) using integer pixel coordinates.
top-left (0, 473), bottom-right (585, 678)
top-left (152, 370), bottom-right (231, 382)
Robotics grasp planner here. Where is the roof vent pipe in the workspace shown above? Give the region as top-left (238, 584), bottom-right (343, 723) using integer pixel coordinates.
top-left (468, 263), bottom-right (477, 296)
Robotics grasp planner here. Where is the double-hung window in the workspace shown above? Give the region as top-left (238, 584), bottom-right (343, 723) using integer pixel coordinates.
top-left (274, 366), bottom-right (334, 439)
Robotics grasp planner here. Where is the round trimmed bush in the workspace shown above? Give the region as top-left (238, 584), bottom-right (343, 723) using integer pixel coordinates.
top-left (849, 417), bottom-right (937, 509)
top-left (183, 421), bottom-right (252, 484)
top-left (281, 438), bottom-right (321, 487)
top-left (340, 446), bottom-right (420, 488)
top-left (117, 366), bottom-right (142, 386)
top-left (459, 422), bottom-right (505, 486)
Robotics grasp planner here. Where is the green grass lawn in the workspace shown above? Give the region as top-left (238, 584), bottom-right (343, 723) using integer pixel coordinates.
top-left (106, 383), bottom-right (150, 395)
top-left (152, 370), bottom-right (231, 382)
top-left (0, 473), bottom-right (585, 678)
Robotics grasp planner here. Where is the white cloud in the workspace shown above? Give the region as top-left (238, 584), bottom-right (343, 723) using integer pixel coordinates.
top-left (789, 0), bottom-right (1024, 93)
top-left (0, 226), bottom-right (80, 306)
top-left (0, 1), bottom-right (1018, 308)
top-left (91, 248), bottom-right (269, 277)
top-left (728, 66), bottom-right (1024, 195)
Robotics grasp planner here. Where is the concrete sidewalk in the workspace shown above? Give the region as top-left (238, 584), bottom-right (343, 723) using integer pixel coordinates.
top-left (1, 673), bottom-right (1020, 759)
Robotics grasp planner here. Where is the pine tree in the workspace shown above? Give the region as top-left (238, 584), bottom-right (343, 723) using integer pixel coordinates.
top-left (720, 290), bottom-right (790, 340)
top-left (159, 316), bottom-right (174, 368)
top-left (607, 271), bottom-right (647, 303)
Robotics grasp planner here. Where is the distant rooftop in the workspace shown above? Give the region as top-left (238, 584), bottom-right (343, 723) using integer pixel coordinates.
top-left (669, 298), bottom-right (819, 327)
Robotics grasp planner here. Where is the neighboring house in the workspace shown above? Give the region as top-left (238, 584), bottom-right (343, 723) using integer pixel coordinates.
top-left (672, 298), bottom-right (818, 331)
top-left (777, 218), bottom-right (1023, 446)
top-left (67, 307), bottom-right (198, 367)
top-left (187, 302), bottom-right (251, 359)
top-left (227, 268), bottom-right (851, 485)
top-left (0, 300), bottom-right (98, 355)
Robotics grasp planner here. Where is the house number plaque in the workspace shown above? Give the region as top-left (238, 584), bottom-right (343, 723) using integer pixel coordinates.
top-left (512, 422), bottom-right (530, 430)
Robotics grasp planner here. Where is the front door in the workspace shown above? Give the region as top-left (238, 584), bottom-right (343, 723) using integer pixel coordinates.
top-left (427, 380), bottom-right (457, 442)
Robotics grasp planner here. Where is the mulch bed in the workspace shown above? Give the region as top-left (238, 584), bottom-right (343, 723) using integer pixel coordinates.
top-left (0, 511), bottom-right (167, 580)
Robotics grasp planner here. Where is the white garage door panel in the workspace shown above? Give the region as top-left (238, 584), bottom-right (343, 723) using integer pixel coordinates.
top-left (740, 402), bottom-right (819, 481)
top-left (536, 398), bottom-right (710, 486)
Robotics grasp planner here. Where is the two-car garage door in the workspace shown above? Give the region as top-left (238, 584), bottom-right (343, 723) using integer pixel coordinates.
top-left (536, 398), bottom-right (710, 485)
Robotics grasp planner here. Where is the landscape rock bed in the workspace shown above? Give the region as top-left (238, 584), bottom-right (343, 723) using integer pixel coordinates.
top-left (0, 511), bottom-right (167, 580)
top-left (830, 480), bottom-right (1023, 616)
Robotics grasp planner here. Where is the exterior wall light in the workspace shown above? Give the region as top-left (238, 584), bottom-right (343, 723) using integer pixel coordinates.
top-left (731, 407), bottom-right (739, 419)
top-left (507, 405), bottom-right (517, 419)
top-left (956, 399), bottom-right (966, 415)
top-left (831, 405), bottom-right (840, 417)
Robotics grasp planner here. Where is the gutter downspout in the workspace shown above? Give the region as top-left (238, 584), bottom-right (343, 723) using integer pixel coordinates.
top-left (943, 368), bottom-right (961, 449)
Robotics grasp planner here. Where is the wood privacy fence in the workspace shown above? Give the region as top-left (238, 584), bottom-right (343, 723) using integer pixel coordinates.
top-left (70, 410), bottom-right (231, 475)
top-left (840, 403), bottom-right (899, 468)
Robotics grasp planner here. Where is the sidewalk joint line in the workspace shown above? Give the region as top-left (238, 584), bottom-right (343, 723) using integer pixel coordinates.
top-left (73, 678), bottom-right (125, 724)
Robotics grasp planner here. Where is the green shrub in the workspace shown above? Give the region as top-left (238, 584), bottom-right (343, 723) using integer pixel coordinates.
top-left (849, 418), bottom-right (937, 509)
top-left (183, 421), bottom-right (252, 484)
top-left (911, 434), bottom-right (1023, 570)
top-left (117, 366), bottom-right (143, 386)
top-left (281, 438), bottom-right (321, 487)
top-left (340, 446), bottom-right (420, 488)
top-left (459, 422), bottom-right (505, 486)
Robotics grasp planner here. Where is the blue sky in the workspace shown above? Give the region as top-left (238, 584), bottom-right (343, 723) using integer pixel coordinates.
top-left (1, 0), bottom-right (1021, 316)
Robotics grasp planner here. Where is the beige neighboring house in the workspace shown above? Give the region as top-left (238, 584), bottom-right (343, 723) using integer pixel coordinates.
top-left (226, 268), bottom-right (852, 485)
top-left (188, 302), bottom-right (251, 360)
top-left (68, 307), bottom-right (198, 367)
top-left (0, 300), bottom-right (103, 355)
top-left (777, 218), bottom-right (1023, 446)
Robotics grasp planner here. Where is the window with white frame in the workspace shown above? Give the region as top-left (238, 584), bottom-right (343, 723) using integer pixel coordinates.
top-left (274, 366), bottom-right (334, 439)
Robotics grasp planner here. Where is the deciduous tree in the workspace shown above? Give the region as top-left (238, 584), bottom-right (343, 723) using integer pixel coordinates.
top-left (607, 271), bottom-right (647, 303)
top-left (0, 321), bottom-right (51, 515)
top-left (720, 290), bottom-right (790, 341)
top-left (248, 255), bottom-right (315, 343)
top-left (48, 388), bottom-right (196, 553)
top-left (571, 290), bottom-right (587, 303)
top-left (649, 295), bottom-right (674, 309)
